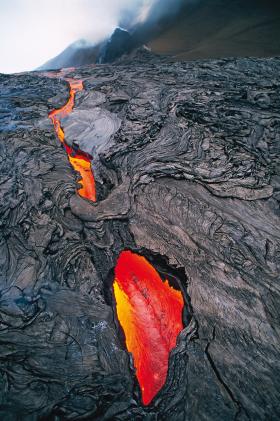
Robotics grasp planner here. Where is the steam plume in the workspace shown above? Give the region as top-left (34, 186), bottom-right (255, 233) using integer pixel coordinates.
top-left (0, 0), bottom-right (184, 73)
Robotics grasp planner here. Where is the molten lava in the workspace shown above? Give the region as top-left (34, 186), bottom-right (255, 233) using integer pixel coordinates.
top-left (113, 251), bottom-right (184, 405)
top-left (49, 78), bottom-right (96, 201)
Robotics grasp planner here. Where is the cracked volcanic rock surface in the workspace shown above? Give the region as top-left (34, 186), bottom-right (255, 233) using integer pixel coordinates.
top-left (0, 54), bottom-right (280, 420)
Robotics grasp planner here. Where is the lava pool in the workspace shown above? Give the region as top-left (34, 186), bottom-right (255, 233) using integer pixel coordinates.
top-left (113, 250), bottom-right (184, 405)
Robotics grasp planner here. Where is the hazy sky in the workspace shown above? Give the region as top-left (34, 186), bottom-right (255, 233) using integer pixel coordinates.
top-left (0, 0), bottom-right (156, 74)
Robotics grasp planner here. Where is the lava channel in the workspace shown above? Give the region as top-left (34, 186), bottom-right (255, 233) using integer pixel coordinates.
top-left (49, 78), bottom-right (96, 201)
top-left (113, 250), bottom-right (184, 405)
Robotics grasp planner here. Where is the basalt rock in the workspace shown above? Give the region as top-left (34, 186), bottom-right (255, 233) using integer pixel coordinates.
top-left (0, 55), bottom-right (280, 420)
top-left (98, 28), bottom-right (134, 64)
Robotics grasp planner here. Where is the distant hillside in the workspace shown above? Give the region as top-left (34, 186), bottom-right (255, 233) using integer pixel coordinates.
top-left (38, 29), bottom-right (133, 70)
top-left (38, 0), bottom-right (280, 70)
top-left (38, 40), bottom-right (101, 71)
top-left (148, 0), bottom-right (280, 59)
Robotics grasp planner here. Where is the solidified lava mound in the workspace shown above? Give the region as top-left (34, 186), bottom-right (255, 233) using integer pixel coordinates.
top-left (0, 54), bottom-right (280, 420)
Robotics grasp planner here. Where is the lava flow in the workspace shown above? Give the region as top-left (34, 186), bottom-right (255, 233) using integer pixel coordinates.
top-left (113, 251), bottom-right (184, 405)
top-left (49, 78), bottom-right (96, 201)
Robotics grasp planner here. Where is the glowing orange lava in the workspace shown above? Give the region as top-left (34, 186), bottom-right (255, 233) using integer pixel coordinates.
top-left (49, 78), bottom-right (96, 201)
top-left (113, 251), bottom-right (184, 405)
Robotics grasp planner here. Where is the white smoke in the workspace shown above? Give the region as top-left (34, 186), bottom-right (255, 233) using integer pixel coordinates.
top-left (0, 0), bottom-right (159, 73)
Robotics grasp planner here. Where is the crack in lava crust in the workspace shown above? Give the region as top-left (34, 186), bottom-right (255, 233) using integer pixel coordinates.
top-left (48, 77), bottom-right (96, 202)
top-left (113, 251), bottom-right (184, 405)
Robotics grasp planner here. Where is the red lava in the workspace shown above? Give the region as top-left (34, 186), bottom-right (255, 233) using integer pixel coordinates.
top-left (48, 76), bottom-right (96, 201)
top-left (113, 251), bottom-right (184, 405)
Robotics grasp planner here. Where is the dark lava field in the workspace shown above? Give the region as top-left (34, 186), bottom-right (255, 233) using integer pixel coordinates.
top-left (0, 52), bottom-right (280, 420)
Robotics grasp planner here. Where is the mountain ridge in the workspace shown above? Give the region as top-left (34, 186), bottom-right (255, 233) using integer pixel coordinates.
top-left (39, 0), bottom-right (280, 70)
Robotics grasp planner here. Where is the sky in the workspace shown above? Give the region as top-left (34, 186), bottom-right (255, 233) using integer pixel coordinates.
top-left (0, 0), bottom-right (157, 74)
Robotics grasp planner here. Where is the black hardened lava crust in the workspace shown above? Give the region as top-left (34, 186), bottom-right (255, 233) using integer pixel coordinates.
top-left (0, 55), bottom-right (280, 420)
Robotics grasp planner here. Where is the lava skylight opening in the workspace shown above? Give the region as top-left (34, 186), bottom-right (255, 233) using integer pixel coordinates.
top-left (113, 250), bottom-right (184, 405)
